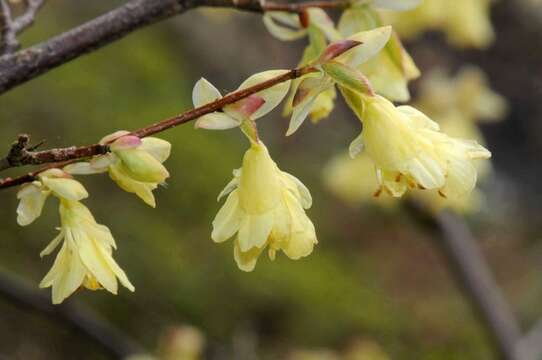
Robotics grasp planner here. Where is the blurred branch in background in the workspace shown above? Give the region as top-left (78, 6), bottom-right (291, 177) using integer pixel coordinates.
top-left (0, 0), bottom-right (346, 95)
top-left (406, 202), bottom-right (522, 360)
top-left (0, 0), bottom-right (45, 54)
top-left (0, 270), bottom-right (146, 358)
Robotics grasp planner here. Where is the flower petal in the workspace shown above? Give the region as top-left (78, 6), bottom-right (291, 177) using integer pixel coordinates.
top-left (262, 12), bottom-right (306, 41)
top-left (41, 177), bottom-right (89, 201)
top-left (335, 26), bottom-right (392, 68)
top-left (235, 70), bottom-right (292, 120)
top-left (195, 112), bottom-right (241, 130)
top-left (237, 212), bottom-right (274, 252)
top-left (140, 137), bottom-right (171, 163)
top-left (192, 77), bottom-right (222, 107)
top-left (16, 183), bottom-right (50, 226)
top-left (212, 190), bottom-right (242, 243)
top-left (349, 133), bottom-right (365, 158)
top-left (234, 240), bottom-right (264, 272)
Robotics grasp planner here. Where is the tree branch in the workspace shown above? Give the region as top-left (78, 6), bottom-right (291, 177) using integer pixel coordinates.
top-left (0, 65), bottom-right (315, 189)
top-left (406, 201), bottom-right (522, 360)
top-left (0, 0), bottom-right (45, 54)
top-left (0, 0), bottom-right (346, 95)
top-left (0, 269), bottom-right (145, 358)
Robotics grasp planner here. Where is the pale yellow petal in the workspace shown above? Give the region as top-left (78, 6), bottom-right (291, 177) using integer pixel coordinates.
top-left (192, 77), bottom-right (222, 107)
top-left (16, 183), bottom-right (49, 226)
top-left (237, 212), bottom-right (274, 252)
top-left (211, 190), bottom-right (242, 243)
top-left (41, 177), bottom-right (88, 201)
top-left (140, 137), bottom-right (171, 163)
top-left (233, 240), bottom-right (264, 272)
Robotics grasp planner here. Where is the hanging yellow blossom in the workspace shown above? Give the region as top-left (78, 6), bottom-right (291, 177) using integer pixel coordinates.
top-left (16, 169), bottom-right (134, 304)
top-left (341, 91), bottom-right (491, 198)
top-left (39, 199), bottom-right (134, 304)
top-left (212, 141), bottom-right (317, 271)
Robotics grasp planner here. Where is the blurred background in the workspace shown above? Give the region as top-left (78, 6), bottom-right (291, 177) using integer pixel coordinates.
top-left (1, 0), bottom-right (542, 359)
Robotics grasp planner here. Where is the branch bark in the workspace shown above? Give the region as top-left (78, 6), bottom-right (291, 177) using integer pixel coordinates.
top-left (0, 66), bottom-right (315, 188)
top-left (0, 0), bottom-right (345, 95)
top-left (406, 201), bottom-right (522, 360)
top-left (0, 0), bottom-right (45, 54)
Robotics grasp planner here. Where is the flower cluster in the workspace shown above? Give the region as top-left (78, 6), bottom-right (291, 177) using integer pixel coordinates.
top-left (11, 0), bottom-right (499, 303)
top-left (17, 169), bottom-right (134, 304)
top-left (323, 66), bottom-right (505, 213)
top-left (16, 132), bottom-right (171, 303)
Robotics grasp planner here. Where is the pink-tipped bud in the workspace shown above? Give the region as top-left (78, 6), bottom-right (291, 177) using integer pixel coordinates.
top-left (110, 135), bottom-right (142, 151)
top-left (318, 40), bottom-right (363, 64)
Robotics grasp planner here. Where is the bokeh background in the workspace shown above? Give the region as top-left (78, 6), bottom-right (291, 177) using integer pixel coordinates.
top-left (1, 0), bottom-right (542, 359)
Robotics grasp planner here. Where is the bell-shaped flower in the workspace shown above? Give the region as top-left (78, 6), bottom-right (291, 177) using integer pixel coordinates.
top-left (191, 70), bottom-right (292, 130)
top-left (211, 141), bottom-right (316, 271)
top-left (16, 168), bottom-right (88, 226)
top-left (39, 199), bottom-right (134, 304)
top-left (384, 0), bottom-right (495, 49)
top-left (287, 26), bottom-right (392, 135)
top-left (65, 131), bottom-right (171, 207)
top-left (342, 92), bottom-right (491, 198)
top-left (338, 1), bottom-right (420, 102)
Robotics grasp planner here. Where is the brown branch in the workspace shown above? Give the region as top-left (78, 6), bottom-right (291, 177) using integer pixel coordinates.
top-left (0, 134), bottom-right (108, 172)
top-left (0, 0), bottom-right (45, 54)
top-left (406, 201), bottom-right (522, 360)
top-left (0, 0), bottom-right (346, 95)
top-left (0, 66), bottom-right (315, 189)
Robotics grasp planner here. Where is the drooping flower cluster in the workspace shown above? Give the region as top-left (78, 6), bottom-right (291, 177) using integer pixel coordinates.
top-left (323, 66), bottom-right (505, 213)
top-left (17, 169), bottom-right (134, 304)
top-left (212, 141), bottom-right (317, 271)
top-left (10, 0), bottom-right (500, 302)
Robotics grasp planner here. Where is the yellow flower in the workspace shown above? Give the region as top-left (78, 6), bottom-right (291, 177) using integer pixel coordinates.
top-left (15, 168), bottom-right (133, 304)
top-left (343, 93), bottom-right (491, 198)
top-left (384, 0), bottom-right (495, 48)
top-left (16, 168), bottom-right (88, 226)
top-left (212, 141), bottom-right (317, 271)
top-left (39, 199), bottom-right (134, 304)
top-left (406, 66), bottom-right (507, 213)
top-left (65, 131), bottom-right (171, 207)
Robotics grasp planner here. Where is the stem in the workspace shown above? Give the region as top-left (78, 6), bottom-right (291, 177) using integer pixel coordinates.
top-left (0, 0), bottom-right (345, 95)
top-left (0, 67), bottom-right (313, 189)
